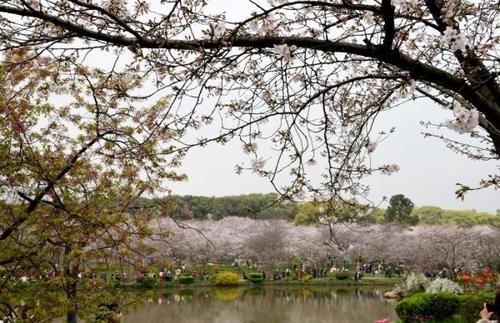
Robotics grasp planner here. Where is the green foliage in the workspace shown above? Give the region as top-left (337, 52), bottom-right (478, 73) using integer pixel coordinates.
top-left (248, 272), bottom-right (264, 284)
top-left (294, 202), bottom-right (324, 224)
top-left (140, 277), bottom-right (157, 289)
top-left (385, 194), bottom-right (417, 225)
top-left (178, 275), bottom-right (194, 284)
top-left (303, 274), bottom-right (313, 282)
top-left (334, 272), bottom-right (350, 280)
top-left (148, 194), bottom-right (500, 226)
top-left (163, 193), bottom-right (297, 220)
top-left (412, 206), bottom-right (500, 227)
top-left (395, 293), bottom-right (460, 322)
top-left (214, 271), bottom-right (241, 286)
top-left (457, 292), bottom-right (496, 323)
top-left (294, 201), bottom-right (369, 225)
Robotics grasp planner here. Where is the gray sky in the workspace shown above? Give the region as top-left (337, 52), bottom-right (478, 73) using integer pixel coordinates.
top-left (169, 99), bottom-right (499, 213)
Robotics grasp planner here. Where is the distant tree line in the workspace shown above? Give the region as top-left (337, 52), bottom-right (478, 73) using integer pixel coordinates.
top-left (139, 193), bottom-right (499, 227)
top-left (158, 193), bottom-right (298, 221)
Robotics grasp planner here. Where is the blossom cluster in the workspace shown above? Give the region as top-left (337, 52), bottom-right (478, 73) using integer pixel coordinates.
top-left (446, 105), bottom-right (479, 134)
top-left (271, 44), bottom-right (296, 63)
top-left (442, 27), bottom-right (468, 52)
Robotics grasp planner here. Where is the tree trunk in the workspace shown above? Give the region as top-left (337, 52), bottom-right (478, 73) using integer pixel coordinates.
top-left (64, 246), bottom-right (80, 323)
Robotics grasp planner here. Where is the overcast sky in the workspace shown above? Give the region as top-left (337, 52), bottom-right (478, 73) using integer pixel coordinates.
top-left (168, 98), bottom-right (499, 213)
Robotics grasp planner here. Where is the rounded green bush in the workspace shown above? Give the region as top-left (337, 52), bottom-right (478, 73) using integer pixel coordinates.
top-left (214, 271), bottom-right (240, 286)
top-left (334, 272), bottom-right (350, 280)
top-left (178, 275), bottom-right (194, 284)
top-left (395, 292), bottom-right (460, 322)
top-left (140, 276), bottom-right (157, 289)
top-left (248, 272), bottom-right (264, 284)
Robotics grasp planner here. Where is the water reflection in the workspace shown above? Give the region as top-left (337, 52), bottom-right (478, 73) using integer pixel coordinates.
top-left (124, 287), bottom-right (396, 323)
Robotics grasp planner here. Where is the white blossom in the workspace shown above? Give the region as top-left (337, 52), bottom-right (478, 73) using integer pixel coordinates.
top-left (364, 12), bottom-right (376, 25)
top-left (380, 164), bottom-right (400, 175)
top-left (272, 44), bottom-right (296, 63)
top-left (211, 22), bottom-right (226, 38)
top-left (243, 142), bottom-right (258, 154)
top-left (426, 278), bottom-right (464, 294)
top-left (446, 105), bottom-right (479, 134)
top-left (366, 140), bottom-right (378, 153)
top-left (251, 158), bottom-right (266, 171)
top-left (392, 0), bottom-right (417, 11)
top-left (247, 19), bottom-right (259, 33)
top-left (442, 26), bottom-right (468, 52)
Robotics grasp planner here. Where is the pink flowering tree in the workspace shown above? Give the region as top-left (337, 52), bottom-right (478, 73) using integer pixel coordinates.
top-left (0, 0), bottom-right (498, 209)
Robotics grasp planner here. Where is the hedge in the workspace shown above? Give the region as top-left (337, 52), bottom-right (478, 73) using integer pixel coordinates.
top-left (334, 272), bottom-right (350, 280)
top-left (395, 292), bottom-right (460, 322)
top-left (178, 275), bottom-right (194, 284)
top-left (396, 291), bottom-right (496, 323)
top-left (248, 272), bottom-right (264, 284)
top-left (140, 276), bottom-right (157, 289)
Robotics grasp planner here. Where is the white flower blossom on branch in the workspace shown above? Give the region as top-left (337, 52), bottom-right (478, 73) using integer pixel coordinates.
top-left (442, 26), bottom-right (468, 52)
top-left (210, 22), bottom-right (226, 38)
top-left (251, 158), bottom-right (266, 171)
top-left (271, 44), bottom-right (296, 63)
top-left (446, 105), bottom-right (479, 134)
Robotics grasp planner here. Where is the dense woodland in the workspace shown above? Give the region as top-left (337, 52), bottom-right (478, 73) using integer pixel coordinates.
top-left (145, 193), bottom-right (500, 227)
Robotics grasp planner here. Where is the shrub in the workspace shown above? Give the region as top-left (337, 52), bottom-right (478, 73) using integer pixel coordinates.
top-left (110, 278), bottom-right (121, 288)
top-left (248, 272), bottom-right (264, 284)
top-left (426, 278), bottom-right (463, 294)
top-left (178, 275), bottom-right (194, 284)
top-left (140, 276), bottom-right (157, 289)
top-left (334, 272), bottom-right (350, 280)
top-left (214, 271), bottom-right (240, 286)
top-left (405, 273), bottom-right (430, 294)
top-left (395, 293), bottom-right (460, 322)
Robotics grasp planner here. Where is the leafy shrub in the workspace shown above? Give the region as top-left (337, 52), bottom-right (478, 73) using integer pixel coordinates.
top-left (395, 293), bottom-right (460, 322)
top-left (214, 271), bottom-right (240, 286)
top-left (248, 272), bottom-right (264, 284)
top-left (140, 276), bottom-right (157, 289)
top-left (405, 273), bottom-right (430, 294)
top-left (426, 278), bottom-right (463, 294)
top-left (110, 278), bottom-right (121, 288)
top-left (178, 275), bottom-right (194, 284)
top-left (457, 292), bottom-right (495, 323)
top-left (334, 272), bottom-right (350, 280)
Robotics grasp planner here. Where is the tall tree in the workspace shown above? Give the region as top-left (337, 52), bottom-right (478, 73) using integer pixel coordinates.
top-left (0, 0), bottom-right (497, 203)
top-left (385, 194), bottom-right (417, 224)
top-left (0, 49), bottom-right (185, 321)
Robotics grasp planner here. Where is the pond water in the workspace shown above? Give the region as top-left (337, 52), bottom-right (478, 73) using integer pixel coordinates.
top-left (123, 287), bottom-right (397, 323)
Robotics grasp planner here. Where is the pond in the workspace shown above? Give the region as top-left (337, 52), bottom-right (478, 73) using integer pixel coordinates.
top-left (123, 287), bottom-right (397, 323)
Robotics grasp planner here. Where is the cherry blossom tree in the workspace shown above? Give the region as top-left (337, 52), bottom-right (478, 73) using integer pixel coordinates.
top-left (0, 0), bottom-right (497, 204)
top-left (0, 49), bottom-right (187, 321)
top-left (151, 217), bottom-right (500, 271)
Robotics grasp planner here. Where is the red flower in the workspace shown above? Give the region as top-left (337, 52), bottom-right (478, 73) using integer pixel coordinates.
top-left (461, 275), bottom-right (471, 281)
